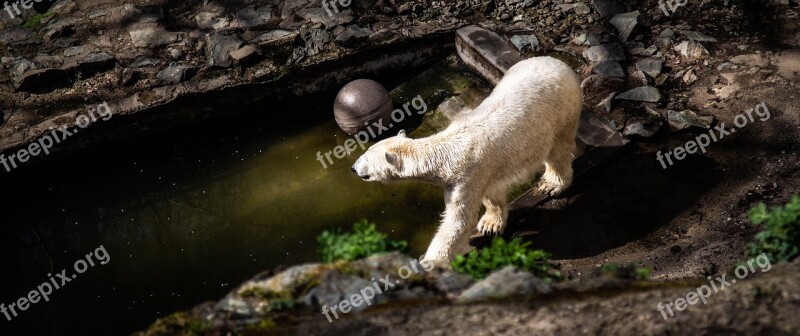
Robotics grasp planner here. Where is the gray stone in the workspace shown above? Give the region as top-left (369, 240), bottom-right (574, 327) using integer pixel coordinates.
top-left (624, 109), bottom-right (662, 138)
top-left (0, 27), bottom-right (37, 46)
top-left (593, 0), bottom-right (626, 17)
top-left (129, 26), bottom-right (182, 48)
top-left (214, 294), bottom-right (256, 317)
top-left (78, 52), bottom-right (116, 72)
top-left (660, 28), bottom-right (676, 39)
top-left (230, 45), bottom-right (259, 64)
top-left (679, 30), bottom-right (717, 43)
top-left (156, 64), bottom-right (196, 84)
top-left (682, 68), bottom-right (699, 85)
top-left (673, 40), bottom-right (709, 58)
top-left (9, 58), bottom-right (35, 81)
top-left (455, 25), bottom-right (524, 85)
top-left (297, 8), bottom-right (353, 29)
top-left (457, 267), bottom-right (552, 303)
top-left (574, 3), bottom-right (592, 14)
top-left (668, 110), bottom-right (714, 130)
top-left (635, 57), bottom-right (664, 77)
top-left (282, 0), bottom-right (309, 19)
top-left (205, 33), bottom-right (243, 68)
top-left (291, 30), bottom-right (331, 60)
top-left (195, 11), bottom-right (230, 30)
top-left (233, 5), bottom-right (275, 29)
top-left (334, 25), bottom-right (372, 46)
top-left (582, 74), bottom-right (626, 106)
top-left (129, 56), bottom-right (160, 68)
top-left (509, 34), bottom-right (539, 52)
top-left (583, 42), bottom-right (626, 63)
top-left (249, 29), bottom-right (298, 45)
top-left (629, 70), bottom-right (652, 86)
top-left (610, 11), bottom-right (639, 41)
top-left (303, 270), bottom-right (376, 312)
top-left (43, 18), bottom-right (78, 41)
top-left (615, 86), bottom-right (664, 103)
top-left (592, 62), bottom-right (625, 77)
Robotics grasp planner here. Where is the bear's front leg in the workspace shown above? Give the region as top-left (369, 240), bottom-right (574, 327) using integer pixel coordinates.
top-left (422, 185), bottom-right (481, 264)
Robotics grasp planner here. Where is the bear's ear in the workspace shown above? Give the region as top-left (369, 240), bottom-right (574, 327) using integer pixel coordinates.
top-left (397, 129), bottom-right (406, 138)
top-left (385, 151), bottom-right (401, 166)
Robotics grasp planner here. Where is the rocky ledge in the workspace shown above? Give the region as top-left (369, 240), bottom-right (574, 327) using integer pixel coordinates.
top-left (135, 252), bottom-right (800, 335)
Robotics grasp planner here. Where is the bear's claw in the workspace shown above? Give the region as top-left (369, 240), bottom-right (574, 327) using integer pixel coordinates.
top-left (477, 215), bottom-right (506, 236)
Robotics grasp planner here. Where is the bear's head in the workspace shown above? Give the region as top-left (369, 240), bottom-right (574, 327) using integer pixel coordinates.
top-left (352, 130), bottom-right (412, 182)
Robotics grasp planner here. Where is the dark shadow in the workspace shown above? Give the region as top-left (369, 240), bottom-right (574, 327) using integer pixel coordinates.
top-left (503, 150), bottom-right (723, 259)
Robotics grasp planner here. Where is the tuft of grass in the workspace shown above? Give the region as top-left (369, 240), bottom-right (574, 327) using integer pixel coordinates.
top-left (23, 12), bottom-right (54, 30)
top-left (317, 219), bottom-right (408, 263)
top-left (451, 237), bottom-right (563, 282)
top-left (746, 195), bottom-right (800, 263)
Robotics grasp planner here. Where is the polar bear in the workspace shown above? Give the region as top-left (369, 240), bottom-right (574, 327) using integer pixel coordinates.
top-left (351, 56), bottom-right (583, 264)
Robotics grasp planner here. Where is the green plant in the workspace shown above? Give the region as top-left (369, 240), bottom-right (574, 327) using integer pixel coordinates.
top-left (317, 219), bottom-right (408, 262)
top-left (599, 261), bottom-right (652, 280)
top-left (451, 237), bottom-right (563, 282)
top-left (746, 195), bottom-right (800, 263)
top-left (23, 12), bottom-right (54, 30)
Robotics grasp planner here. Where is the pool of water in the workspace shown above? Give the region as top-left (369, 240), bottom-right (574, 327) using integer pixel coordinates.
top-left (0, 82), bottom-right (454, 334)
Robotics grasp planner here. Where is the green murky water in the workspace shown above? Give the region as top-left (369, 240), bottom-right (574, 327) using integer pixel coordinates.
top-left (0, 61), bottom-right (495, 335)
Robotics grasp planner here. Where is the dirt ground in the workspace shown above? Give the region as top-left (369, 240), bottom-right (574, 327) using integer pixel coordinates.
top-left (504, 0), bottom-right (800, 282)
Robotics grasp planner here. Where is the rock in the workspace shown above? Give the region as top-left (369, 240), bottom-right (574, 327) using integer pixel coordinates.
top-left (679, 30), bottom-right (717, 43)
top-left (635, 57), bottom-right (664, 77)
top-left (13, 68), bottom-right (69, 91)
top-left (0, 27), bottom-right (37, 46)
top-left (233, 5), bottom-right (275, 29)
top-left (9, 58), bottom-right (35, 82)
top-left (230, 45), bottom-right (259, 64)
top-left (457, 267), bottom-right (552, 303)
top-left (249, 29), bottom-right (298, 45)
top-left (614, 86), bottom-right (664, 103)
top-left (129, 56), bottom-right (160, 68)
top-left (609, 11), bottom-right (639, 41)
top-left (292, 30), bottom-right (332, 60)
top-left (673, 40), bottom-right (709, 58)
top-left (455, 25), bottom-right (524, 85)
top-left (215, 294), bottom-right (256, 317)
top-left (509, 34), bottom-right (539, 52)
top-left (282, 0), bottom-right (309, 19)
top-left (237, 263), bottom-right (327, 297)
top-left (129, 26), bottom-right (182, 48)
top-left (205, 32), bottom-right (243, 68)
top-left (583, 42), bottom-right (626, 63)
top-left (156, 64), bottom-right (196, 84)
top-left (134, 5), bottom-right (164, 23)
top-left (581, 75), bottom-right (626, 106)
top-left (624, 118), bottom-right (662, 138)
top-left (775, 49), bottom-right (800, 83)
top-left (435, 271), bottom-right (475, 298)
top-left (303, 270), bottom-right (376, 312)
top-left (77, 52), bottom-right (116, 72)
top-left (629, 70), bottom-right (652, 86)
top-left (592, 0), bottom-right (626, 18)
top-left (627, 42), bottom-right (657, 56)
top-left (660, 28), bottom-right (676, 39)
top-left (574, 3), bottom-right (592, 14)
top-left (334, 25), bottom-right (372, 46)
top-left (592, 62), bottom-right (625, 77)
top-left (682, 69), bottom-right (699, 85)
top-left (195, 11), bottom-right (231, 30)
top-left (63, 45), bottom-right (91, 57)
top-left (668, 110), bottom-right (714, 130)
top-left (297, 8), bottom-right (353, 29)
top-left (43, 18), bottom-right (78, 41)
top-left (597, 91), bottom-right (616, 113)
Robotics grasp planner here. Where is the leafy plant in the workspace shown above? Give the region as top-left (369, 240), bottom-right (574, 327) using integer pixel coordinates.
top-left (317, 219), bottom-right (408, 263)
top-left (451, 237), bottom-right (563, 282)
top-left (600, 261), bottom-right (652, 280)
top-left (23, 12), bottom-right (54, 30)
top-left (746, 195), bottom-right (800, 263)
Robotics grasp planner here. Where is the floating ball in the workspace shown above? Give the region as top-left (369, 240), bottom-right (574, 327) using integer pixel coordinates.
top-left (333, 79), bottom-right (392, 135)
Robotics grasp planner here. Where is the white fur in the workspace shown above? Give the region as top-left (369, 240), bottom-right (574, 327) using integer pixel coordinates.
top-left (353, 57), bottom-right (583, 264)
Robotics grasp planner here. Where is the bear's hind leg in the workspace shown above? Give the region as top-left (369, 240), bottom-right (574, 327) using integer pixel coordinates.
top-left (477, 186), bottom-right (508, 235)
top-left (537, 137), bottom-right (576, 196)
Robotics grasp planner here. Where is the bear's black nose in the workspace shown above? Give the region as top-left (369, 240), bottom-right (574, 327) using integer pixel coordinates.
top-left (351, 166), bottom-right (357, 173)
